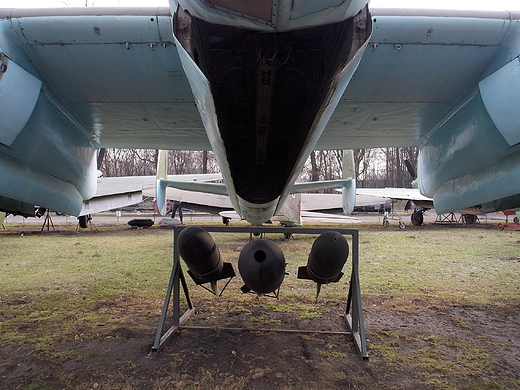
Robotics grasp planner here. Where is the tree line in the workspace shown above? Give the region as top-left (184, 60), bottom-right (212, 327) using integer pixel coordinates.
top-left (98, 147), bottom-right (418, 189)
top-left (98, 149), bottom-right (219, 177)
top-left (300, 147), bottom-right (418, 188)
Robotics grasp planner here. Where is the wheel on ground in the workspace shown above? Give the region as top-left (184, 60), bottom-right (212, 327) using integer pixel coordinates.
top-left (383, 219), bottom-right (389, 228)
top-left (463, 214), bottom-right (477, 224)
top-left (498, 223), bottom-right (505, 230)
top-left (399, 221), bottom-right (406, 230)
top-left (411, 211), bottom-right (424, 226)
top-left (78, 215), bottom-right (88, 229)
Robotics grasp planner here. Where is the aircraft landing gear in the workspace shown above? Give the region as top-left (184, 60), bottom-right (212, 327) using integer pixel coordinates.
top-left (462, 214), bottom-right (477, 224)
top-left (383, 217), bottom-right (389, 228)
top-left (411, 209), bottom-right (425, 226)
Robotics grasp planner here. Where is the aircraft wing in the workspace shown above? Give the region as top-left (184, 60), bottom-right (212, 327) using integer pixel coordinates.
top-left (300, 211), bottom-right (360, 224)
top-left (95, 174), bottom-right (222, 197)
top-left (302, 193), bottom-right (389, 212)
top-left (356, 188), bottom-right (432, 202)
top-left (80, 173), bottom-right (221, 216)
top-left (318, 8), bottom-right (517, 150)
top-left (291, 179), bottom-right (354, 193)
top-left (2, 7), bottom-right (513, 151)
top-left (356, 187), bottom-right (434, 211)
top-left (143, 187), bottom-right (233, 209)
top-left (0, 7), bottom-right (207, 151)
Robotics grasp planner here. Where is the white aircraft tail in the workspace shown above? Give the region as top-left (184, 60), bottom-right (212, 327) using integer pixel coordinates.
top-left (156, 150), bottom-right (168, 215)
top-left (342, 150), bottom-right (356, 215)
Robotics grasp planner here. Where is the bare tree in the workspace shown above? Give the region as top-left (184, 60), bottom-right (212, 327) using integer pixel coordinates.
top-left (360, 147), bottom-right (418, 188)
top-left (99, 147), bottom-right (417, 190)
top-left (99, 149), bottom-right (219, 177)
top-left (300, 147), bottom-right (418, 188)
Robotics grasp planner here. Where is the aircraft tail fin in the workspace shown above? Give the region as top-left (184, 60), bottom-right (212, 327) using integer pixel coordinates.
top-left (156, 150), bottom-right (168, 215)
top-left (157, 150), bottom-right (168, 180)
top-left (342, 150), bottom-right (356, 215)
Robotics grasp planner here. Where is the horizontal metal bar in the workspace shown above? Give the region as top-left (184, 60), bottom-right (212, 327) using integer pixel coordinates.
top-left (172, 225), bottom-right (359, 236)
top-left (180, 325), bottom-right (352, 336)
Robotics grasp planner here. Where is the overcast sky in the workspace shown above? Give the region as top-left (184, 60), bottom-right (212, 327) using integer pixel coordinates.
top-left (1, 0), bottom-right (519, 11)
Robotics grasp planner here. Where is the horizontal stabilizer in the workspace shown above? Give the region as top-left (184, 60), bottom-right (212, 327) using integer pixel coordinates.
top-left (159, 179), bottom-right (228, 196)
top-left (291, 179), bottom-right (353, 194)
top-left (357, 187), bottom-right (432, 202)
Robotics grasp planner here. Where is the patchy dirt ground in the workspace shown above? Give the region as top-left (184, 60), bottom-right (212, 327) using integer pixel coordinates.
top-left (1, 291), bottom-right (519, 389)
top-left (0, 222), bottom-right (519, 389)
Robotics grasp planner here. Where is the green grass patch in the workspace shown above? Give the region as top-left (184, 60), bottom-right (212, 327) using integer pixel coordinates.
top-left (0, 222), bottom-right (519, 389)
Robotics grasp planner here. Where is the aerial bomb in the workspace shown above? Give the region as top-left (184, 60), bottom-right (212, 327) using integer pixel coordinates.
top-left (238, 239), bottom-right (286, 295)
top-left (297, 231), bottom-right (349, 298)
top-left (177, 226), bottom-right (235, 294)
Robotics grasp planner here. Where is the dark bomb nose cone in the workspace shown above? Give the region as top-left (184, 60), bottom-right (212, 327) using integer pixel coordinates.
top-left (178, 226), bottom-right (223, 283)
top-left (298, 231), bottom-right (349, 298)
top-left (238, 239), bottom-right (286, 294)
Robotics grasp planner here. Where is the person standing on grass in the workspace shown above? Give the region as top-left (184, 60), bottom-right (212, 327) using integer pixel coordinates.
top-left (171, 200), bottom-right (183, 223)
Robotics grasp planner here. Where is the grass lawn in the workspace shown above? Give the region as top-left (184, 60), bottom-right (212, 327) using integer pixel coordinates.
top-left (0, 221), bottom-right (518, 389)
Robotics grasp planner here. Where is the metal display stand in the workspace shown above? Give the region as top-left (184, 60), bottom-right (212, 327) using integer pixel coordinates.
top-left (152, 225), bottom-right (368, 360)
top-left (40, 209), bottom-right (56, 232)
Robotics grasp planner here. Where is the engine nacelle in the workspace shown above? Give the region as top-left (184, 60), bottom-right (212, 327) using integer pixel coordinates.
top-left (178, 227), bottom-right (235, 293)
top-left (238, 239), bottom-right (286, 295)
top-left (298, 231), bottom-right (349, 297)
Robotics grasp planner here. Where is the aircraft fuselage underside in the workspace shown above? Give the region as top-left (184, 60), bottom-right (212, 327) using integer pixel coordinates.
top-left (173, 5), bottom-right (371, 223)
top-left (190, 18), bottom-right (357, 204)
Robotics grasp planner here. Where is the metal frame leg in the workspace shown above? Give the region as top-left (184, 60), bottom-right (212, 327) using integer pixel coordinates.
top-left (40, 210), bottom-right (55, 232)
top-left (344, 230), bottom-right (369, 360)
top-left (152, 228), bottom-right (195, 353)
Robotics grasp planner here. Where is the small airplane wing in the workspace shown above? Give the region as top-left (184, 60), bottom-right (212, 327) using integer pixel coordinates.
top-left (157, 180), bottom-right (227, 196)
top-left (356, 187), bottom-right (434, 210)
top-left (221, 209), bottom-right (360, 226)
top-left (79, 173), bottom-right (222, 216)
top-left (356, 188), bottom-right (432, 202)
top-left (95, 174), bottom-right (222, 197)
top-left (291, 179), bottom-right (354, 193)
top-left (300, 211), bottom-right (360, 224)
